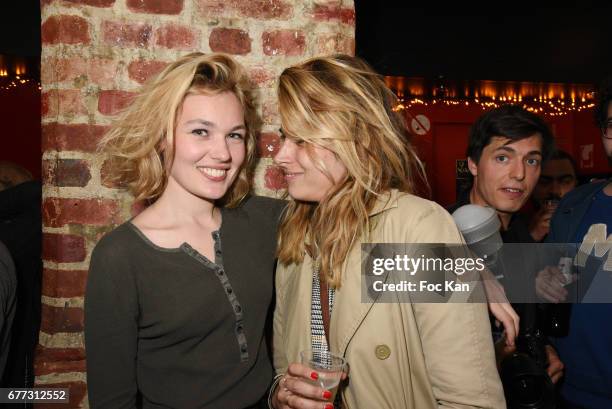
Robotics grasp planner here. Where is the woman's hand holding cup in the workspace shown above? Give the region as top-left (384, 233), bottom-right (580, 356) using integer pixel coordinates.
top-left (273, 350), bottom-right (347, 409)
top-left (272, 362), bottom-right (336, 409)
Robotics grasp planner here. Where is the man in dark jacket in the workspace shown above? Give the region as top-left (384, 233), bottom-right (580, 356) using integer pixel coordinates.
top-left (0, 240), bottom-right (16, 380)
top-left (538, 81), bottom-right (612, 409)
top-left (0, 162), bottom-right (42, 396)
top-left (448, 105), bottom-right (555, 244)
top-left (447, 105), bottom-right (564, 385)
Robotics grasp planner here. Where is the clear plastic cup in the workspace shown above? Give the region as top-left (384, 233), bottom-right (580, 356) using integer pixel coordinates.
top-left (300, 349), bottom-right (347, 398)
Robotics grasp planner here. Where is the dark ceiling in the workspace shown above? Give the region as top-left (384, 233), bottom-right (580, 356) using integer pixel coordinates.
top-left (0, 2), bottom-right (41, 57)
top-left (355, 5), bottom-right (612, 85)
top-left (1, 3), bottom-right (610, 87)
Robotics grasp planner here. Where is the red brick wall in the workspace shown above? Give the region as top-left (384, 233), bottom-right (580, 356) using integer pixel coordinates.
top-left (39, 0), bottom-right (354, 406)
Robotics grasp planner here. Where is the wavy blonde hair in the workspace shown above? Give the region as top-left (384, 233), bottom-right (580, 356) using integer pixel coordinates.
top-left (99, 52), bottom-right (258, 207)
top-left (277, 54), bottom-right (426, 288)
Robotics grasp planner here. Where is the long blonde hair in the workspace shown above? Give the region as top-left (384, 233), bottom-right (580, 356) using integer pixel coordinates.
top-left (277, 54), bottom-right (426, 288)
top-left (99, 52), bottom-right (258, 207)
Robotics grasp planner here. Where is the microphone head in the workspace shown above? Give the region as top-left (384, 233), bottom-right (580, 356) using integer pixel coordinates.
top-left (452, 204), bottom-right (503, 259)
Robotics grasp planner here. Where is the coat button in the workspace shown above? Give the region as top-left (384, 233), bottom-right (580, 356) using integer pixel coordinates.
top-left (375, 344), bottom-right (391, 360)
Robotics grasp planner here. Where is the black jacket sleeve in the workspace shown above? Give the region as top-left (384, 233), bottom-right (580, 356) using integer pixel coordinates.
top-left (0, 241), bottom-right (16, 378)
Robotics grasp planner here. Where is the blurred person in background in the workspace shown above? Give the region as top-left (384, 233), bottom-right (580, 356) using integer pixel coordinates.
top-left (529, 150), bottom-right (578, 242)
top-left (0, 161), bottom-right (42, 401)
top-left (0, 240), bottom-right (16, 382)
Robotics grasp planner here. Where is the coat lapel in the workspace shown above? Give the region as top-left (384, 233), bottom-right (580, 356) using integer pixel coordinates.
top-left (330, 245), bottom-right (383, 355)
top-left (284, 255), bottom-right (315, 361)
top-left (330, 191), bottom-right (399, 355)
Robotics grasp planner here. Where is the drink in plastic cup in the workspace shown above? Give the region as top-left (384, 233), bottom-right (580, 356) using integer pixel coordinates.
top-left (300, 349), bottom-right (347, 399)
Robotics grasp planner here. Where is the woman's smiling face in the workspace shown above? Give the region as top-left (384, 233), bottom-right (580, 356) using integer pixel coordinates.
top-left (168, 92), bottom-right (247, 201)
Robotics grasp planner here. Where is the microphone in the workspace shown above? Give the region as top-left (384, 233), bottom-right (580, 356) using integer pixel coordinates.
top-left (452, 204), bottom-right (504, 278)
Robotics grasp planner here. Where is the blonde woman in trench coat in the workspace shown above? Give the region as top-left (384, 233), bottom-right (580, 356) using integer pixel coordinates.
top-left (269, 55), bottom-right (507, 409)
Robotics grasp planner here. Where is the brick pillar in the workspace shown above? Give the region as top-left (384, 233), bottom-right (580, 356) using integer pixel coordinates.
top-left (38, 0), bottom-right (354, 407)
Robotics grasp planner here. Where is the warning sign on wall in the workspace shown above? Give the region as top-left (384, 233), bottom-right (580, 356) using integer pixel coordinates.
top-left (410, 114), bottom-right (431, 135)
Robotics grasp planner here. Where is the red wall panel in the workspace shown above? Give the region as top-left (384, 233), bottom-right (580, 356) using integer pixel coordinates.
top-left (0, 82), bottom-right (42, 179)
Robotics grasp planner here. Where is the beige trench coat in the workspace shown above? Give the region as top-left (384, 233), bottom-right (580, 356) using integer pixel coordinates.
top-left (273, 190), bottom-right (506, 409)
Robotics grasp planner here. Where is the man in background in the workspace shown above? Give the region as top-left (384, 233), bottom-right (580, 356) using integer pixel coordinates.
top-left (448, 105), bottom-right (564, 384)
top-left (0, 240), bottom-right (16, 381)
top-left (0, 161), bottom-right (42, 399)
top-left (539, 80), bottom-right (612, 409)
top-left (449, 105), bottom-right (553, 243)
top-left (529, 150), bottom-right (579, 242)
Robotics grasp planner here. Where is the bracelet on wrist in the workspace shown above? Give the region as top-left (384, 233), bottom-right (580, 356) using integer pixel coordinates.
top-left (267, 373), bottom-right (284, 409)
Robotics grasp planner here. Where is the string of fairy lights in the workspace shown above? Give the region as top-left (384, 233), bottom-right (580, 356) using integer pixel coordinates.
top-left (0, 72), bottom-right (41, 91)
top-left (0, 65), bottom-right (599, 117)
top-left (0, 56), bottom-right (41, 91)
top-left (386, 76), bottom-right (597, 117)
top-left (393, 96), bottom-right (595, 117)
